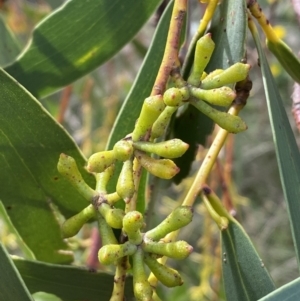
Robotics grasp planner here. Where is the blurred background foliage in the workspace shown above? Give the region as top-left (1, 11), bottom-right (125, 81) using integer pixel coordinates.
top-left (0, 0), bottom-right (300, 300)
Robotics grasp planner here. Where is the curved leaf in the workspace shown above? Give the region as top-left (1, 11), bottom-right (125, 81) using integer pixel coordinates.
top-left (0, 244), bottom-right (33, 301)
top-left (222, 221), bottom-right (276, 300)
top-left (258, 278), bottom-right (300, 301)
top-left (106, 1), bottom-right (174, 213)
top-left (0, 16), bottom-right (20, 66)
top-left (0, 67), bottom-right (95, 262)
top-left (251, 22), bottom-right (300, 268)
top-left (13, 257), bottom-right (134, 301)
top-left (5, 0), bottom-right (161, 98)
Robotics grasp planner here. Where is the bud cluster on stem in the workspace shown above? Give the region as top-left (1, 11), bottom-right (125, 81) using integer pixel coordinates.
top-left (55, 9), bottom-right (252, 300)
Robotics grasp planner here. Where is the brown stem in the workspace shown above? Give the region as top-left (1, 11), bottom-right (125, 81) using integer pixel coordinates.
top-left (151, 0), bottom-right (187, 96)
top-left (57, 85), bottom-right (72, 124)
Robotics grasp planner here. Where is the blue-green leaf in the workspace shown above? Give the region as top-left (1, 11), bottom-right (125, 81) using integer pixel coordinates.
top-left (5, 0), bottom-right (162, 98)
top-left (0, 67), bottom-right (95, 263)
top-left (222, 221), bottom-right (276, 300)
top-left (258, 278), bottom-right (300, 301)
top-left (0, 16), bottom-right (20, 66)
top-left (0, 244), bottom-right (33, 301)
top-left (251, 23), bottom-right (300, 269)
top-left (14, 257), bottom-right (134, 301)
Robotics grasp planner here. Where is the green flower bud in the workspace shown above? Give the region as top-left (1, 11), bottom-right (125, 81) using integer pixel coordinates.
top-left (98, 241), bottom-right (137, 265)
top-left (95, 164), bottom-right (115, 193)
top-left (201, 63), bottom-right (250, 89)
top-left (87, 150), bottom-right (116, 173)
top-left (61, 204), bottom-right (96, 238)
top-left (142, 240), bottom-right (193, 260)
top-left (190, 86), bottom-right (236, 107)
top-left (132, 95), bottom-right (165, 141)
top-left (97, 212), bottom-right (118, 246)
top-left (202, 69), bottom-right (224, 81)
top-left (188, 33), bottom-right (215, 86)
top-left (144, 253), bottom-right (183, 287)
top-left (190, 98), bottom-right (247, 133)
top-left (57, 154), bottom-right (96, 201)
top-left (132, 247), bottom-right (153, 301)
top-left (163, 87), bottom-right (189, 107)
top-left (113, 140), bottom-right (134, 162)
top-left (98, 203), bottom-right (125, 229)
top-left (146, 206), bottom-right (193, 241)
top-left (116, 160), bottom-right (135, 203)
top-left (150, 106), bottom-right (177, 140)
top-left (135, 150), bottom-right (180, 179)
top-left (133, 139), bottom-right (189, 159)
top-left (123, 211), bottom-right (144, 245)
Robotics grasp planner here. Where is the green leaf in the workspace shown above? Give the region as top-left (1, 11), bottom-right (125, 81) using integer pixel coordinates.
top-left (106, 1), bottom-right (174, 213)
top-left (0, 201), bottom-right (34, 259)
top-left (13, 257), bottom-right (134, 301)
top-left (46, 0), bottom-right (63, 10)
top-left (5, 0), bottom-right (162, 98)
top-left (207, 0), bottom-right (246, 72)
top-left (222, 221), bottom-right (276, 301)
top-left (0, 244), bottom-right (33, 301)
top-left (251, 24), bottom-right (300, 268)
top-left (0, 67), bottom-right (95, 263)
top-left (258, 278), bottom-right (300, 301)
top-left (173, 0), bottom-right (247, 183)
top-left (0, 15), bottom-right (20, 66)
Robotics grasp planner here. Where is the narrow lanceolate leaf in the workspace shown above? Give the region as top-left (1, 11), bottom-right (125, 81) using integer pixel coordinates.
top-left (222, 221), bottom-right (276, 301)
top-left (251, 23), bottom-right (300, 269)
top-left (106, 1), bottom-right (174, 213)
top-left (258, 278), bottom-right (300, 301)
top-left (0, 16), bottom-right (20, 66)
top-left (173, 0), bottom-right (247, 183)
top-left (206, 0), bottom-right (247, 72)
top-left (0, 68), bottom-right (95, 263)
top-left (203, 189), bottom-right (275, 300)
top-left (0, 244), bottom-right (33, 301)
top-left (13, 257), bottom-right (134, 301)
top-left (4, 0), bottom-right (161, 98)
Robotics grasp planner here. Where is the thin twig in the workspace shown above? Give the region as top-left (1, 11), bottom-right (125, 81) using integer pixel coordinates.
top-left (151, 0), bottom-right (187, 96)
top-left (57, 85), bottom-right (72, 123)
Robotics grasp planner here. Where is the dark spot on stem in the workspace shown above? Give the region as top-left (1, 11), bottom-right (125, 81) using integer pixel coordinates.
top-left (202, 186), bottom-right (211, 195)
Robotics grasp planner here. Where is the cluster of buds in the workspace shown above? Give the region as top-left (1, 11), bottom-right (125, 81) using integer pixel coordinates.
top-left (57, 32), bottom-right (251, 301)
top-left (160, 33), bottom-right (251, 135)
top-left (57, 153), bottom-right (193, 300)
top-left (99, 207), bottom-right (193, 299)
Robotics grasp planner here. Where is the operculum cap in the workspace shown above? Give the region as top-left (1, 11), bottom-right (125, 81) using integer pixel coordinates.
top-left (135, 150), bottom-right (179, 179)
top-left (98, 241), bottom-right (137, 265)
top-left (87, 150), bottom-right (116, 173)
top-left (133, 139), bottom-right (189, 159)
top-left (146, 206), bottom-right (193, 241)
top-left (113, 140), bottom-right (133, 162)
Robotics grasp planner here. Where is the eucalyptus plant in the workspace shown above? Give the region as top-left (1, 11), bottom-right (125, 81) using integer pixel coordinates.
top-left (0, 0), bottom-right (300, 301)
